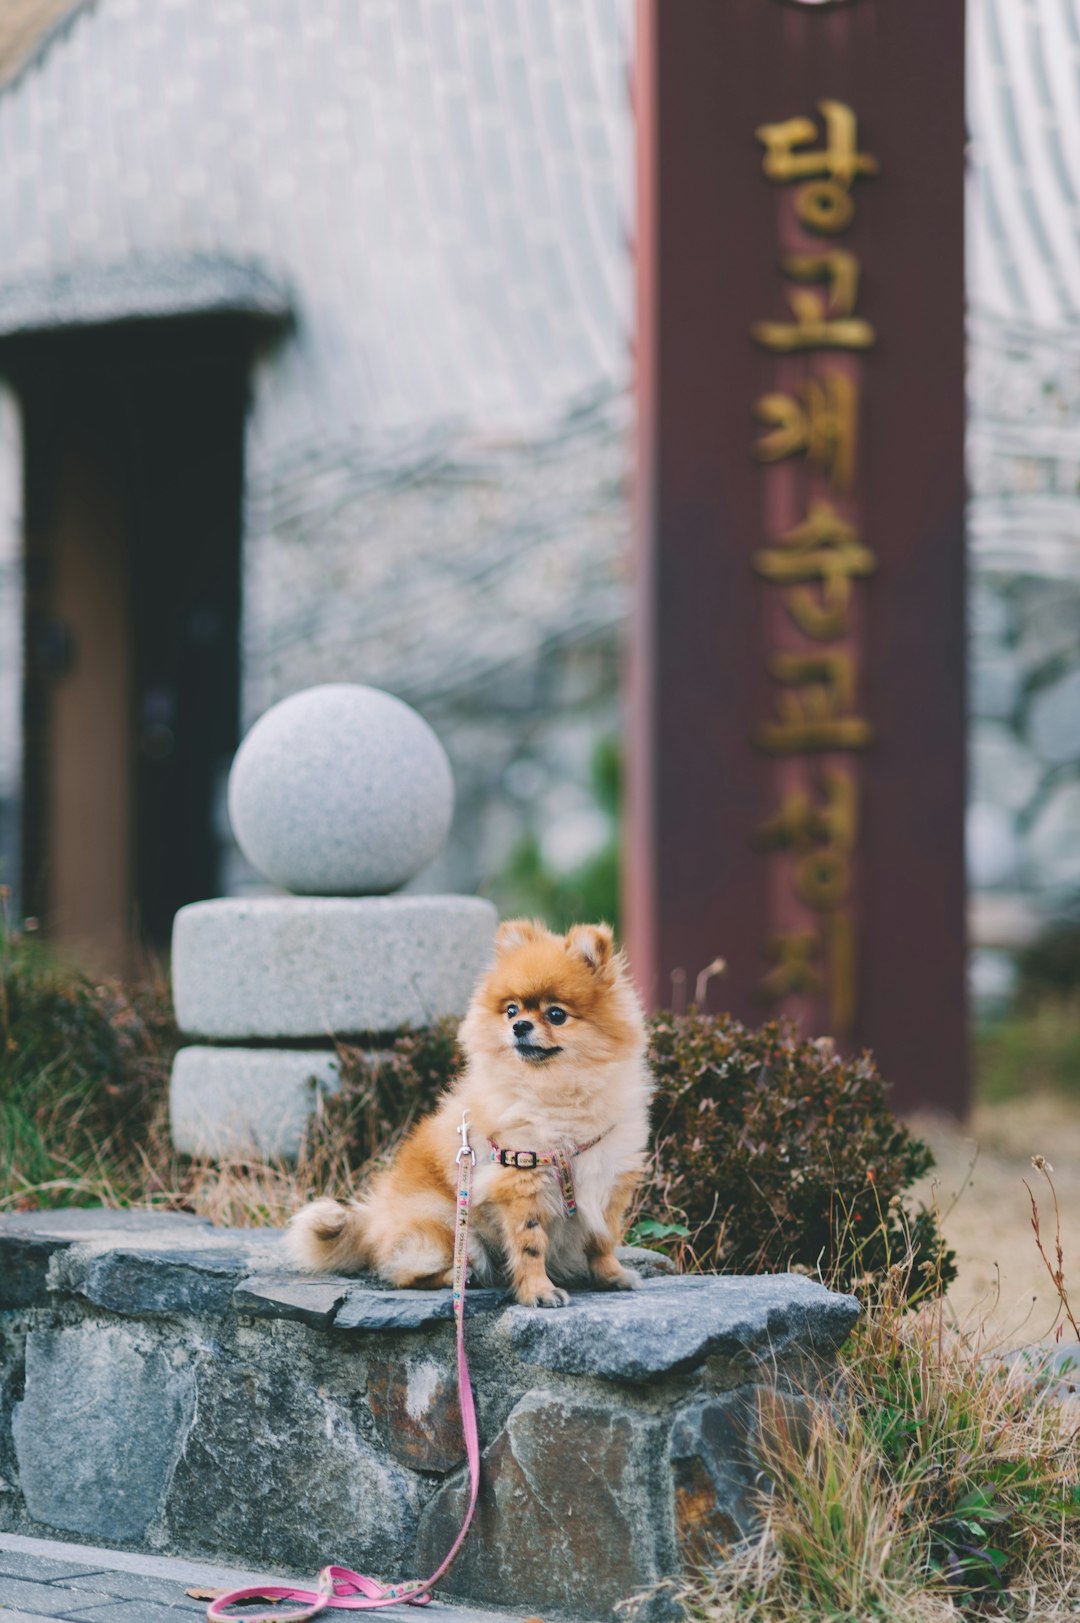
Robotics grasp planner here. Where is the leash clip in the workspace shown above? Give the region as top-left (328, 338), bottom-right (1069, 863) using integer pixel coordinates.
top-left (456, 1109), bottom-right (476, 1166)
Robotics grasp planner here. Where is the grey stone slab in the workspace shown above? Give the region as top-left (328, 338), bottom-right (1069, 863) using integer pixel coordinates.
top-left (169, 1046), bottom-right (343, 1161)
top-left (333, 1285), bottom-right (504, 1332)
top-left (501, 1273), bottom-right (860, 1382)
top-left (233, 1274), bottom-right (349, 1328)
top-left (0, 1210), bottom-right (247, 1309)
top-left (169, 894), bottom-right (496, 1040)
top-left (13, 1325), bottom-right (196, 1543)
top-left (52, 1246), bottom-right (254, 1317)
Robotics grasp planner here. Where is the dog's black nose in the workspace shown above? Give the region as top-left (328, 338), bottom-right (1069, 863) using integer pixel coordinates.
top-left (513, 1019), bottom-right (533, 1039)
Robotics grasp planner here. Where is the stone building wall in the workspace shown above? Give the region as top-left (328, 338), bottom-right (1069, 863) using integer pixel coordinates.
top-left (967, 313), bottom-right (1080, 1000)
top-left (236, 391), bottom-right (630, 899)
top-left (0, 0), bottom-right (633, 915)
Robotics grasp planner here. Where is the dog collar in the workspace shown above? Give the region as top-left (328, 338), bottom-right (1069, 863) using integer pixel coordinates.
top-left (487, 1129), bottom-right (610, 1215)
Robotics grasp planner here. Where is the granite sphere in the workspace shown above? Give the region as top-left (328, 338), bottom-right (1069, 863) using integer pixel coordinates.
top-left (228, 685), bottom-right (454, 895)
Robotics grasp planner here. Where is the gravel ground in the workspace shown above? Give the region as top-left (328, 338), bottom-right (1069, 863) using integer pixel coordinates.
top-left (908, 1096), bottom-right (1080, 1348)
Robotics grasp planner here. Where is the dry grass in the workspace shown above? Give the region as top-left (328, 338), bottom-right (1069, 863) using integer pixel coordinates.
top-left (678, 1243), bottom-right (1080, 1623)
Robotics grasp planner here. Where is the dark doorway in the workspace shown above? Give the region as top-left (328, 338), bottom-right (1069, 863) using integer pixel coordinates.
top-left (10, 316), bottom-right (249, 970)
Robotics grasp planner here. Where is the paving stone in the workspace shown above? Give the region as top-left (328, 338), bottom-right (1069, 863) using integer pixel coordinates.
top-left (57, 1602), bottom-right (203, 1623)
top-left (35, 1567), bottom-right (206, 1606)
top-left (0, 1612), bottom-right (69, 1623)
top-left (0, 1575), bottom-right (116, 1615)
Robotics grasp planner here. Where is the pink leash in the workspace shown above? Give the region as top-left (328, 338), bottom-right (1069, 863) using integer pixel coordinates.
top-left (207, 1113), bottom-right (482, 1623)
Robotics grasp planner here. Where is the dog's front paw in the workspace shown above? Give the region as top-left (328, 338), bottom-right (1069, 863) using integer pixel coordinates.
top-left (609, 1265), bottom-right (642, 1291)
top-left (520, 1284), bottom-right (571, 1308)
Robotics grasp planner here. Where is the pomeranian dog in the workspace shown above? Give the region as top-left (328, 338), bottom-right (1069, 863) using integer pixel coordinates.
top-left (287, 918), bottom-right (652, 1307)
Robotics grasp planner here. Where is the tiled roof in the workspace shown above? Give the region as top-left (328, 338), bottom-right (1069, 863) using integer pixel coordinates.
top-left (0, 0), bottom-right (632, 452)
top-left (0, 0), bottom-right (89, 92)
top-left (968, 0), bottom-right (1080, 327)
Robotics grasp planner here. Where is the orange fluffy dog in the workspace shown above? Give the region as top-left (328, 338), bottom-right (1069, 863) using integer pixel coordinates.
top-left (286, 919), bottom-right (652, 1307)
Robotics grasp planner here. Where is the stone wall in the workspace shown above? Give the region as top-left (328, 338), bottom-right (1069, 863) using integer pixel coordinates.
top-left (967, 314), bottom-right (1080, 1004)
top-left (0, 1209), bottom-right (859, 1622)
top-left (237, 396), bottom-right (630, 902)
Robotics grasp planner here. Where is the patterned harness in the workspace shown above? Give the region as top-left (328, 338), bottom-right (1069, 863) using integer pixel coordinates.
top-left (487, 1128), bottom-right (610, 1215)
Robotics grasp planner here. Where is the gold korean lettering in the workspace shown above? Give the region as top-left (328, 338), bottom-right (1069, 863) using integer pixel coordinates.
top-left (759, 651), bottom-right (873, 753)
top-left (752, 251), bottom-right (876, 352)
top-left (754, 501), bottom-right (876, 586)
top-left (756, 101), bottom-right (878, 236)
top-left (753, 374), bottom-right (858, 490)
top-left (756, 769), bottom-right (858, 854)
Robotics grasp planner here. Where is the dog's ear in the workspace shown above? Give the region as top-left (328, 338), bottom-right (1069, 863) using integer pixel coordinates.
top-left (495, 917), bottom-right (546, 955)
top-left (564, 922), bottom-right (615, 972)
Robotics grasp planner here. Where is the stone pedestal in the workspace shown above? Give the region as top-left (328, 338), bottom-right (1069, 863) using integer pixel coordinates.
top-left (168, 685), bottom-right (497, 1159)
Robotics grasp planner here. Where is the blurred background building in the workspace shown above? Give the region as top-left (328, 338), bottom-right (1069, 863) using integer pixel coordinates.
top-left (0, 0), bottom-right (1075, 996)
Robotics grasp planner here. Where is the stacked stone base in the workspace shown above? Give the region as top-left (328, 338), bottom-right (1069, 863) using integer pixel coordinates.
top-left (0, 1210), bottom-right (859, 1622)
top-left (169, 894), bottom-right (497, 1159)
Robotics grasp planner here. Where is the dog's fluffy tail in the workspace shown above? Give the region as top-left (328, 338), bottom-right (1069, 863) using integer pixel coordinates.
top-left (286, 1197), bottom-right (371, 1274)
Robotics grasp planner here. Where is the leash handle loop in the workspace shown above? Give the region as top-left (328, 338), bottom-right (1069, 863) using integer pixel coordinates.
top-left (207, 1115), bottom-right (482, 1623)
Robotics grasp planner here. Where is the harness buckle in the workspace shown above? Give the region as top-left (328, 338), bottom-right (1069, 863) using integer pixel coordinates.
top-left (456, 1110), bottom-right (476, 1166)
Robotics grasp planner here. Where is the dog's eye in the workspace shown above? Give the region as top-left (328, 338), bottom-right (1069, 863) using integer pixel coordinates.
top-left (506, 1003), bottom-right (519, 1019)
top-left (546, 1007), bottom-right (567, 1026)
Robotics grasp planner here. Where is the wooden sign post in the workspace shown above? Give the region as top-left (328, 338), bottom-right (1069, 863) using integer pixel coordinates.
top-left (628, 0), bottom-right (967, 1113)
